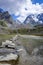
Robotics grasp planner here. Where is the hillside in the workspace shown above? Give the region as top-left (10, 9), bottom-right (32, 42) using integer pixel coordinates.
top-left (0, 8), bottom-right (21, 34)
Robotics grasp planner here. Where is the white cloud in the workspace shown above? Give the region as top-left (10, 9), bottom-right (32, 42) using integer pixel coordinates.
top-left (17, 0), bottom-right (43, 22)
top-left (0, 0), bottom-right (43, 22)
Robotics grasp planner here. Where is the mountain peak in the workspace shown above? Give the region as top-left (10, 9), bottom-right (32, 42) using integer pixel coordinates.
top-left (24, 13), bottom-right (43, 26)
top-left (0, 8), bottom-right (4, 13)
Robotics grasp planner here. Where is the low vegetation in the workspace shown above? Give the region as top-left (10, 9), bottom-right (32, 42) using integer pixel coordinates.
top-left (0, 20), bottom-right (7, 27)
top-left (10, 27), bottom-right (43, 36)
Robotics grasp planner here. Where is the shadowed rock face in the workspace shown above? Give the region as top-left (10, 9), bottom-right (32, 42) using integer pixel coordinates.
top-left (0, 10), bottom-right (13, 24)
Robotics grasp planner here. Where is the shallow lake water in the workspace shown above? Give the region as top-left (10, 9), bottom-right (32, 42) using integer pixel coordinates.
top-left (0, 35), bottom-right (43, 65)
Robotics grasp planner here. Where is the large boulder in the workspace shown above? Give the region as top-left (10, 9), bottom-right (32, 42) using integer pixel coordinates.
top-left (1, 40), bottom-right (15, 48)
top-left (0, 53), bottom-right (18, 61)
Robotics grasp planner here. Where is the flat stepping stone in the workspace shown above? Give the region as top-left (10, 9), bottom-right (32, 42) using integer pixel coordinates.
top-left (0, 53), bottom-right (18, 61)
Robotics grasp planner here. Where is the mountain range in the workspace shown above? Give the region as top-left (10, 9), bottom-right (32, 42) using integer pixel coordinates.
top-left (24, 13), bottom-right (43, 26)
top-left (0, 8), bottom-right (43, 34)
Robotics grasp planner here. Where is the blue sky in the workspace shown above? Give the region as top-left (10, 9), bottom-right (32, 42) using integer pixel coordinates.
top-left (0, 0), bottom-right (43, 22)
top-left (32, 0), bottom-right (43, 4)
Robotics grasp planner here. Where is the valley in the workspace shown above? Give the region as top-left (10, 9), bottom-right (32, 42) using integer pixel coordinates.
top-left (0, 8), bottom-right (43, 65)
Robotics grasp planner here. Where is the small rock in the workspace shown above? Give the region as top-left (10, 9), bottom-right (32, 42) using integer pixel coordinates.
top-left (32, 48), bottom-right (39, 55)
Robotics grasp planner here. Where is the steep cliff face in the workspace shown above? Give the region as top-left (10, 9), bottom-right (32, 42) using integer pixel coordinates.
top-left (0, 8), bottom-right (14, 34)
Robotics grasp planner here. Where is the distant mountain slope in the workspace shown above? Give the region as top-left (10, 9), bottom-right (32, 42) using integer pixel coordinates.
top-left (0, 8), bottom-right (4, 13)
top-left (0, 8), bottom-right (22, 29)
top-left (0, 8), bottom-right (43, 34)
top-left (0, 8), bottom-right (22, 34)
top-left (24, 13), bottom-right (43, 26)
top-left (35, 24), bottom-right (43, 28)
top-left (0, 11), bottom-right (14, 24)
top-left (37, 13), bottom-right (43, 22)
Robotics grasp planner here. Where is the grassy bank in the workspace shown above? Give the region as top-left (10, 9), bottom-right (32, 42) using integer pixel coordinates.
top-left (0, 34), bottom-right (15, 45)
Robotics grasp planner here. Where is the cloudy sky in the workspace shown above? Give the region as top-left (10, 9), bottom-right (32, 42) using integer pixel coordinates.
top-left (0, 0), bottom-right (43, 22)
